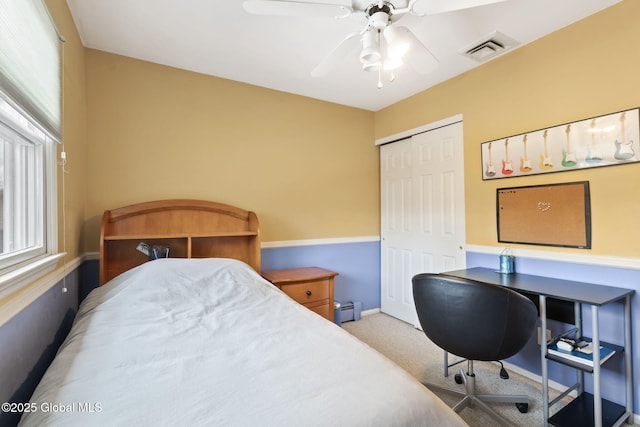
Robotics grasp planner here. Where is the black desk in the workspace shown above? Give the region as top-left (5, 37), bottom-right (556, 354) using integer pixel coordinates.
top-left (444, 267), bottom-right (634, 427)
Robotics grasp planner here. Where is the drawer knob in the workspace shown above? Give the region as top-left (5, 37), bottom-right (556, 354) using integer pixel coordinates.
top-left (306, 290), bottom-right (312, 296)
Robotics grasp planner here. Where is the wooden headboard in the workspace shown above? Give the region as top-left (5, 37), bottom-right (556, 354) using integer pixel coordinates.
top-left (99, 199), bottom-right (260, 285)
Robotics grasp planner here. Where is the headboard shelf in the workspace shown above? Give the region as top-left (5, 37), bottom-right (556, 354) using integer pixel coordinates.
top-left (99, 199), bottom-right (261, 285)
top-left (104, 231), bottom-right (259, 240)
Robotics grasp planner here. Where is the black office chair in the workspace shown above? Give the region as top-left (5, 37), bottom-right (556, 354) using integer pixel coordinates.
top-left (412, 273), bottom-right (538, 426)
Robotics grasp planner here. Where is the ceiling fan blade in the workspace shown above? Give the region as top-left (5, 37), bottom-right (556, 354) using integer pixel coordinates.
top-left (243, 1), bottom-right (352, 19)
top-left (394, 26), bottom-right (438, 74)
top-left (411, 0), bottom-right (505, 16)
top-left (311, 32), bottom-right (360, 77)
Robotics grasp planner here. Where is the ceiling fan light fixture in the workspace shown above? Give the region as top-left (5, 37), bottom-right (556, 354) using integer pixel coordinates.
top-left (360, 47), bottom-right (381, 64)
top-left (383, 26), bottom-right (410, 60)
top-left (382, 56), bottom-right (403, 71)
top-left (360, 29), bottom-right (381, 65)
top-left (362, 61), bottom-right (382, 72)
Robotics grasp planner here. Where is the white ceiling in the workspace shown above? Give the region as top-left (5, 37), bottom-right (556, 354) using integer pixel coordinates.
top-left (65, 0), bottom-right (622, 111)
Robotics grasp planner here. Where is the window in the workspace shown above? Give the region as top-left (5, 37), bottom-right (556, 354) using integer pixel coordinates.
top-left (0, 98), bottom-right (59, 299)
top-left (0, 99), bottom-right (50, 260)
top-left (0, 0), bottom-right (63, 300)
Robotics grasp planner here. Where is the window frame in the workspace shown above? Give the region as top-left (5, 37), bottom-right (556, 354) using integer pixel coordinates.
top-left (0, 100), bottom-right (61, 301)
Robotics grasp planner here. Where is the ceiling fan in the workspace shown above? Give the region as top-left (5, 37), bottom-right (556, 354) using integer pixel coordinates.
top-left (242, 0), bottom-right (506, 87)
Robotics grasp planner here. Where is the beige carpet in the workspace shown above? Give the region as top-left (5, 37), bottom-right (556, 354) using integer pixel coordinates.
top-left (342, 312), bottom-right (636, 427)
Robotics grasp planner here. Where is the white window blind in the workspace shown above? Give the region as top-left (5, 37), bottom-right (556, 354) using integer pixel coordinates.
top-left (0, 0), bottom-right (63, 141)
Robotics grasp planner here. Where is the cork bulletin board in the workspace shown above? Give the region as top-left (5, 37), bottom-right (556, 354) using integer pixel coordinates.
top-left (497, 181), bottom-right (591, 248)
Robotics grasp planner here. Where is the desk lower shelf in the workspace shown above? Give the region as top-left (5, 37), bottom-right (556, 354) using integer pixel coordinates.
top-left (545, 339), bottom-right (623, 373)
top-left (549, 393), bottom-right (628, 427)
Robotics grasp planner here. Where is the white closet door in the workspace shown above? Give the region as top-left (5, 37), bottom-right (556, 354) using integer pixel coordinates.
top-left (380, 121), bottom-right (466, 325)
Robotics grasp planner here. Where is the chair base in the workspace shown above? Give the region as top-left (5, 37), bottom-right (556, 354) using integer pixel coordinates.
top-left (423, 366), bottom-right (529, 426)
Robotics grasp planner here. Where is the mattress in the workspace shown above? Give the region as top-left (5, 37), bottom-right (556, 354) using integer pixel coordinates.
top-left (20, 258), bottom-right (466, 426)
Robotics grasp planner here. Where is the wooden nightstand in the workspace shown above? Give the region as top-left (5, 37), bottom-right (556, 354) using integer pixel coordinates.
top-left (262, 267), bottom-right (338, 322)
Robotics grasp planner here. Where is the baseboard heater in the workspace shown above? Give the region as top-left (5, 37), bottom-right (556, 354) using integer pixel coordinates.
top-left (340, 301), bottom-right (362, 323)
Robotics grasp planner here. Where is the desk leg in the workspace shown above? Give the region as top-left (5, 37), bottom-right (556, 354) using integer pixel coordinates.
top-left (591, 305), bottom-right (602, 427)
top-left (575, 303), bottom-right (584, 396)
top-left (624, 296), bottom-right (633, 423)
top-left (540, 295), bottom-right (549, 426)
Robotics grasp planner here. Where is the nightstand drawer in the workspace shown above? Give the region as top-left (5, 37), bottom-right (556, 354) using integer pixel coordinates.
top-left (280, 279), bottom-right (330, 304)
top-left (262, 267), bottom-right (338, 322)
top-left (308, 302), bottom-right (331, 319)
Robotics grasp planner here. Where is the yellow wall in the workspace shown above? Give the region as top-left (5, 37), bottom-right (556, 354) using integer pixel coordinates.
top-left (83, 52), bottom-right (377, 247)
top-left (46, 0), bottom-right (87, 259)
top-left (376, 0), bottom-right (640, 258)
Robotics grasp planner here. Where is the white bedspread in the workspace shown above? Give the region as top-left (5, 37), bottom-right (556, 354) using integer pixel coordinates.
top-left (20, 258), bottom-right (466, 427)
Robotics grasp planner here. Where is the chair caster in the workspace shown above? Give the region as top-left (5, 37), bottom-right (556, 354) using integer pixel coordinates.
top-left (454, 373), bottom-right (463, 384)
top-left (516, 402), bottom-right (528, 413)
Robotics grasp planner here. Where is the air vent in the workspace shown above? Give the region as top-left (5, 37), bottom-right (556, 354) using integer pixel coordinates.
top-left (459, 31), bottom-right (519, 62)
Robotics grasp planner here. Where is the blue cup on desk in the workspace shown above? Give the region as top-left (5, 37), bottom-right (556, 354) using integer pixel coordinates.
top-left (499, 254), bottom-right (514, 274)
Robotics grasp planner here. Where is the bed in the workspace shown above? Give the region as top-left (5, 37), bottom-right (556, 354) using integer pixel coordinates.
top-left (19, 200), bottom-right (466, 427)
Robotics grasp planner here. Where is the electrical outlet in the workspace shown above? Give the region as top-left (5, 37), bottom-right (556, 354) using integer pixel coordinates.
top-left (537, 327), bottom-right (552, 345)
